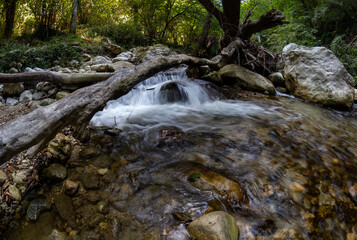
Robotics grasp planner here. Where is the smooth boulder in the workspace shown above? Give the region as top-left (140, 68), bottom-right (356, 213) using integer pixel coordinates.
top-left (187, 211), bottom-right (239, 240)
top-left (132, 44), bottom-right (176, 64)
top-left (281, 43), bottom-right (355, 110)
top-left (218, 64), bottom-right (276, 95)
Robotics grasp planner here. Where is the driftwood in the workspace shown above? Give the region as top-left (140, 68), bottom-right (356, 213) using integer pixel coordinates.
top-left (0, 54), bottom-right (216, 163)
top-left (0, 72), bottom-right (114, 85)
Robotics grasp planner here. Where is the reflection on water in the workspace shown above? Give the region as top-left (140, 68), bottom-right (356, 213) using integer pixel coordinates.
top-left (7, 69), bottom-right (357, 239)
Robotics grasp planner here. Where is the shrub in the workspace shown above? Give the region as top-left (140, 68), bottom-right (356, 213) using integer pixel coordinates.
top-left (87, 23), bottom-right (149, 50)
top-left (330, 35), bottom-right (357, 86)
top-left (0, 42), bottom-right (83, 72)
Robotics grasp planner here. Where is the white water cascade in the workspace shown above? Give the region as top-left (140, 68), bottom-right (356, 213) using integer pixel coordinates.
top-left (90, 68), bottom-right (276, 130)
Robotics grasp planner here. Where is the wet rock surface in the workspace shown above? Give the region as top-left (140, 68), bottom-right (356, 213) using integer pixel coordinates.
top-left (27, 198), bottom-right (51, 221)
top-left (281, 43), bottom-right (355, 109)
top-left (42, 163), bottom-right (67, 181)
top-left (187, 211), bottom-right (239, 240)
top-left (218, 64), bottom-right (276, 95)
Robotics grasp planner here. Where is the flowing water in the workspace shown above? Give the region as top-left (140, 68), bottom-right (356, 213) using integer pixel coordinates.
top-left (7, 68), bottom-right (357, 239)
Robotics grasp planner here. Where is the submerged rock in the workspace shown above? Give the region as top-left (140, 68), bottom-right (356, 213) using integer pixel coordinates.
top-left (63, 179), bottom-right (79, 195)
top-left (188, 165), bottom-right (249, 208)
top-left (349, 183), bottom-right (357, 203)
top-left (159, 81), bottom-right (188, 103)
top-left (79, 146), bottom-right (99, 158)
top-left (42, 163), bottom-right (67, 181)
top-left (218, 64), bottom-right (276, 95)
top-left (49, 229), bottom-right (67, 240)
top-left (281, 43), bottom-right (355, 110)
top-left (79, 171), bottom-right (100, 189)
top-left (54, 194), bottom-right (76, 227)
top-left (187, 211), bottom-right (239, 240)
top-left (27, 198), bottom-right (51, 221)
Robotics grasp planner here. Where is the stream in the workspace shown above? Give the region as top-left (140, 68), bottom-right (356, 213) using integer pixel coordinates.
top-left (6, 68), bottom-right (357, 239)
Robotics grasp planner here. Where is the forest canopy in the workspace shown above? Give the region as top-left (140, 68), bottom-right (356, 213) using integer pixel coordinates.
top-left (0, 0), bottom-right (356, 81)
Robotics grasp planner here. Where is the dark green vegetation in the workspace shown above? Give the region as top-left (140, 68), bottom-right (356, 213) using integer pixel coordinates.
top-left (0, 0), bottom-right (356, 83)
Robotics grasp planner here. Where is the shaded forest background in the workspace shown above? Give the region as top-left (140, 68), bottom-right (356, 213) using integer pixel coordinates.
top-left (0, 0), bottom-right (356, 83)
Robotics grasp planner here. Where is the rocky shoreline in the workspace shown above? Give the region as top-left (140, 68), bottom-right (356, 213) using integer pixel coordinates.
top-left (0, 43), bottom-right (357, 239)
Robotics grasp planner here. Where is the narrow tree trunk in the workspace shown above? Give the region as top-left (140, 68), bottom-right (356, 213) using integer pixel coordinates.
top-left (4, 0), bottom-right (17, 38)
top-left (193, 12), bottom-right (212, 57)
top-left (70, 0), bottom-right (79, 34)
top-left (0, 55), bottom-right (217, 163)
top-left (0, 72), bottom-right (114, 85)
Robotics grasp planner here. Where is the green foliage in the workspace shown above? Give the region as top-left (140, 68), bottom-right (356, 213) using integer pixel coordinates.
top-left (0, 43), bottom-right (83, 72)
top-left (188, 173), bottom-right (201, 182)
top-left (86, 23), bottom-right (149, 50)
top-left (263, 23), bottom-right (321, 52)
top-left (330, 36), bottom-right (357, 85)
top-left (0, 35), bottom-right (108, 72)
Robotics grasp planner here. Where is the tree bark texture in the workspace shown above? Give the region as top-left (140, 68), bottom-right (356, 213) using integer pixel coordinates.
top-left (0, 72), bottom-right (114, 85)
top-left (197, 0), bottom-right (288, 47)
top-left (4, 0), bottom-right (17, 38)
top-left (70, 0), bottom-right (79, 34)
top-left (0, 55), bottom-right (216, 163)
top-left (193, 12), bottom-right (212, 57)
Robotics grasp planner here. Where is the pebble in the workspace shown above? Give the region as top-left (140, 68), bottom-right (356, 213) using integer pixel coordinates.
top-left (6, 97), bottom-right (19, 105)
top-left (289, 182), bottom-right (306, 192)
top-left (8, 184), bottom-right (21, 201)
top-left (0, 170), bottom-right (8, 184)
top-left (63, 180), bottom-right (79, 195)
top-left (347, 233), bottom-right (357, 240)
top-left (27, 198), bottom-right (51, 221)
top-left (97, 168), bottom-right (108, 176)
top-left (79, 146), bottom-right (99, 158)
top-left (56, 91), bottom-right (70, 100)
top-left (97, 201), bottom-right (109, 214)
top-left (79, 171), bottom-right (100, 189)
top-left (349, 183), bottom-right (357, 202)
top-left (42, 163), bottom-right (67, 181)
top-left (32, 91), bottom-right (46, 100)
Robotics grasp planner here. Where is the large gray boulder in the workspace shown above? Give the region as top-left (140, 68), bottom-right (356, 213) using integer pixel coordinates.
top-left (281, 43), bottom-right (355, 110)
top-left (112, 61), bottom-right (135, 72)
top-left (132, 44), bottom-right (176, 64)
top-left (218, 64), bottom-right (276, 95)
top-left (187, 211), bottom-right (239, 240)
top-left (113, 52), bottom-right (133, 62)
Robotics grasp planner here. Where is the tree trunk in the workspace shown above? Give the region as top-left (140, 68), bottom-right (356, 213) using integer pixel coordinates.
top-left (4, 0), bottom-right (17, 38)
top-left (0, 72), bottom-right (114, 85)
top-left (193, 12), bottom-right (212, 57)
top-left (70, 0), bottom-right (79, 34)
top-left (0, 55), bottom-right (216, 163)
top-left (197, 0), bottom-right (288, 48)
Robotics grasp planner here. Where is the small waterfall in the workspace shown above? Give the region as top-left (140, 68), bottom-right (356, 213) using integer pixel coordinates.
top-left (114, 68), bottom-right (211, 106)
top-left (91, 67), bottom-right (275, 129)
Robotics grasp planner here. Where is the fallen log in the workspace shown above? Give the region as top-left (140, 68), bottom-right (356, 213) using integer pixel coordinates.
top-left (0, 72), bottom-right (114, 85)
top-left (0, 54), bottom-right (216, 163)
